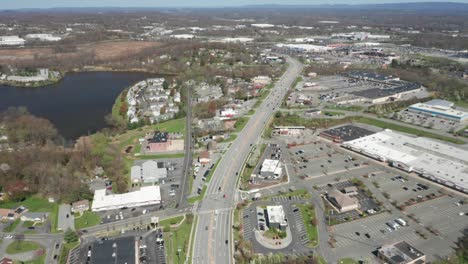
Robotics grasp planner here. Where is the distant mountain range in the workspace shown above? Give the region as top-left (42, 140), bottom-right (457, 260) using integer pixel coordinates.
top-left (1, 2), bottom-right (468, 13)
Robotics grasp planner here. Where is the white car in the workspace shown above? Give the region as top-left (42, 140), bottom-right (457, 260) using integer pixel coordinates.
top-left (459, 212), bottom-right (465, 216)
top-left (3, 234), bottom-right (13, 239)
top-left (87, 250), bottom-right (92, 257)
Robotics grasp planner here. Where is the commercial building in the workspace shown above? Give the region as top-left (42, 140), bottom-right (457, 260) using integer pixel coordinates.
top-left (259, 159), bottom-right (283, 179)
top-left (25, 34), bottom-right (62, 42)
top-left (320, 125), bottom-right (375, 143)
top-left (342, 129), bottom-right (468, 194)
top-left (146, 131), bottom-right (184, 153)
top-left (408, 99), bottom-right (468, 123)
top-left (131, 160), bottom-right (167, 184)
top-left (273, 126), bottom-right (305, 136)
top-left (327, 189), bottom-right (360, 212)
top-left (71, 200), bottom-right (90, 213)
top-left (266, 205), bottom-right (288, 230)
top-left (0, 36), bottom-right (25, 46)
top-left (377, 241), bottom-right (426, 264)
top-left (275, 43), bottom-right (332, 53)
top-left (91, 186), bottom-right (161, 212)
top-left (198, 151), bottom-right (211, 165)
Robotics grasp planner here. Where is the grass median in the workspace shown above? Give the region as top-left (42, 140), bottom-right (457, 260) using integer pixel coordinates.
top-left (297, 203), bottom-right (318, 247)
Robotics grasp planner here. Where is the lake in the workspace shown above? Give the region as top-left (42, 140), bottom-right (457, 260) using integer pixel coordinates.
top-left (0, 71), bottom-right (155, 140)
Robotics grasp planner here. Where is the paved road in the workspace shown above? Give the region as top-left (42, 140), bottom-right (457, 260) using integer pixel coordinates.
top-left (177, 83), bottom-right (194, 208)
top-left (192, 57), bottom-right (303, 264)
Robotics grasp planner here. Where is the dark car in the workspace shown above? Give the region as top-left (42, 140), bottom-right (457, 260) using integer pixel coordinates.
top-left (364, 233), bottom-right (370, 238)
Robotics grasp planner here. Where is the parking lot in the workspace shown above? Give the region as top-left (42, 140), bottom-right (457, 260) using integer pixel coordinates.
top-left (289, 141), bottom-right (367, 179)
top-left (405, 195), bottom-right (468, 241)
top-left (398, 110), bottom-right (462, 132)
top-left (369, 170), bottom-right (442, 208)
top-left (141, 230), bottom-right (166, 264)
top-left (132, 157), bottom-right (184, 207)
top-left (316, 179), bottom-right (381, 224)
top-left (241, 199), bottom-right (312, 255)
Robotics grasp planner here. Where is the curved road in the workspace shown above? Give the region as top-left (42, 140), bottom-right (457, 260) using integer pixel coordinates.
top-left (192, 57), bottom-right (303, 264)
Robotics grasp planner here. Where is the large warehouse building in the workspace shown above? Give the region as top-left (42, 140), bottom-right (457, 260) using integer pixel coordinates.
top-left (408, 99), bottom-right (468, 123)
top-left (342, 129), bottom-right (468, 194)
top-left (91, 186), bottom-right (161, 211)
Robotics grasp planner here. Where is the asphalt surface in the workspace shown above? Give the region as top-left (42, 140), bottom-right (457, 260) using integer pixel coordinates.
top-left (177, 84), bottom-right (194, 208)
top-left (191, 57), bottom-right (303, 264)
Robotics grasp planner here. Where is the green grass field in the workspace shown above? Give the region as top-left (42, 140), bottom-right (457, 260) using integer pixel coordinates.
top-left (159, 215), bottom-right (184, 228)
top-left (234, 117), bottom-right (249, 133)
top-left (163, 214), bottom-right (194, 264)
top-left (116, 117), bottom-right (186, 151)
top-left (6, 241), bottom-right (42, 254)
top-left (74, 211), bottom-right (102, 230)
top-left (355, 117), bottom-right (465, 144)
top-left (0, 197), bottom-right (59, 232)
top-left (297, 203), bottom-right (318, 247)
top-left (337, 258), bottom-right (359, 264)
top-left (59, 241), bottom-right (79, 264)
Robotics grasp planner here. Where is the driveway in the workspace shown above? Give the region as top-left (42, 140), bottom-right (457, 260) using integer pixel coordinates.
top-left (58, 204), bottom-right (74, 231)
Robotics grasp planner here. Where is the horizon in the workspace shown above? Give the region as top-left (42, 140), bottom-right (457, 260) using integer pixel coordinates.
top-left (2, 0), bottom-right (468, 9)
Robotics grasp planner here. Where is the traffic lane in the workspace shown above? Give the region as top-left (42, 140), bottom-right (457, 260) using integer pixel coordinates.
top-left (193, 213), bottom-right (212, 264)
top-left (214, 210), bottom-right (231, 264)
top-left (193, 57), bottom-right (302, 264)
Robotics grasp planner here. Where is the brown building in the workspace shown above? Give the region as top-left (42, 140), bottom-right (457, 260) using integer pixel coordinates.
top-left (327, 188), bottom-right (359, 212)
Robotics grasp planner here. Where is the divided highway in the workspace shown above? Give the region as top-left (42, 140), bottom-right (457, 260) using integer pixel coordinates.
top-left (192, 57), bottom-right (303, 264)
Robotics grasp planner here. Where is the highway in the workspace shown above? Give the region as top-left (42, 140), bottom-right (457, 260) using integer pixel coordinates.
top-left (192, 57), bottom-right (303, 264)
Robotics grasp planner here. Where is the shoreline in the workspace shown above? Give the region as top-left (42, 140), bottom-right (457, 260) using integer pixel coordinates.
top-left (0, 67), bottom-right (177, 88)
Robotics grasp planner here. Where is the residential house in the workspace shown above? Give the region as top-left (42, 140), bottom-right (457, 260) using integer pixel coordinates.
top-left (71, 200), bottom-right (90, 213)
top-left (20, 212), bottom-right (49, 222)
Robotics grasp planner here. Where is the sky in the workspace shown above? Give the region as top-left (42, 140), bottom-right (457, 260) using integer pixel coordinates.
top-left (1, 0), bottom-right (467, 9)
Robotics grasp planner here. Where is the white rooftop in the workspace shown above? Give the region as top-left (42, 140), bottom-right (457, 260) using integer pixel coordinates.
top-left (91, 186), bottom-right (161, 211)
top-left (266, 205), bottom-right (287, 225)
top-left (261, 159), bottom-right (281, 173)
top-left (409, 100), bottom-right (468, 120)
top-left (343, 130), bottom-right (468, 192)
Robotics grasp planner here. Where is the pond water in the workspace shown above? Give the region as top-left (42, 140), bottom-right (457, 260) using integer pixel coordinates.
top-left (0, 71), bottom-right (156, 139)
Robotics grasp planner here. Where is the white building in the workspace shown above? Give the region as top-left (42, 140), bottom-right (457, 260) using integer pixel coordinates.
top-left (6, 68), bottom-right (50, 83)
top-left (342, 129), bottom-right (468, 194)
top-left (131, 161), bottom-right (167, 183)
top-left (91, 186), bottom-right (161, 211)
top-left (275, 43), bottom-right (332, 53)
top-left (260, 159), bottom-right (283, 179)
top-left (408, 99), bottom-right (468, 123)
top-left (0, 36), bottom-right (25, 46)
top-left (25, 34), bottom-right (62, 42)
top-left (266, 205), bottom-right (288, 230)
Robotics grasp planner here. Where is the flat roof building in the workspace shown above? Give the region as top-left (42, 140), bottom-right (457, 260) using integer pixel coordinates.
top-left (378, 241), bottom-right (426, 264)
top-left (131, 161), bottom-right (167, 183)
top-left (408, 99), bottom-right (468, 122)
top-left (342, 129), bottom-right (468, 194)
top-left (260, 159), bottom-right (283, 179)
top-left (266, 205), bottom-right (288, 230)
top-left (91, 186), bottom-right (161, 212)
